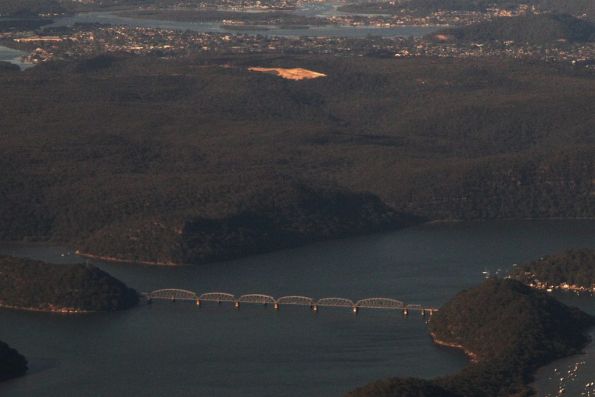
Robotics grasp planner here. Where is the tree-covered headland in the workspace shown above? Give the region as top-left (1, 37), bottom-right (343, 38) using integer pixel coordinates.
top-left (0, 341), bottom-right (27, 382)
top-left (347, 278), bottom-right (595, 397)
top-left (511, 248), bottom-right (595, 292)
top-left (0, 256), bottom-right (139, 312)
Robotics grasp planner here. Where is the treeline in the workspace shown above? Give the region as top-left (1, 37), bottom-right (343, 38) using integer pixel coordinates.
top-left (0, 54), bottom-right (593, 264)
top-left (347, 278), bottom-right (595, 397)
top-left (0, 256), bottom-right (139, 311)
top-left (0, 341), bottom-right (27, 382)
top-left (511, 248), bottom-right (595, 288)
top-left (79, 182), bottom-right (418, 264)
top-left (434, 14), bottom-right (595, 44)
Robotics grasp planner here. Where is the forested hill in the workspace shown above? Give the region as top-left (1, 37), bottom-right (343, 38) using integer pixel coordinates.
top-left (511, 248), bottom-right (595, 290)
top-left (77, 182), bottom-right (413, 265)
top-left (0, 341), bottom-right (27, 382)
top-left (1, 55), bottom-right (594, 265)
top-left (0, 256), bottom-right (139, 312)
top-left (434, 14), bottom-right (595, 44)
top-left (347, 278), bottom-right (595, 397)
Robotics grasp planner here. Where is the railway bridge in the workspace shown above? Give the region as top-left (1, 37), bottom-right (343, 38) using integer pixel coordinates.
top-left (143, 289), bottom-right (438, 316)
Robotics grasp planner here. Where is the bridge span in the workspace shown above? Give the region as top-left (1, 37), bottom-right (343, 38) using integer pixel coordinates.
top-left (143, 289), bottom-right (438, 316)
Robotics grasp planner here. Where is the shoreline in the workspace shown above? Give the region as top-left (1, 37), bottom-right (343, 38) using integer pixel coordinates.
top-left (0, 302), bottom-right (92, 314)
top-left (530, 327), bottom-right (595, 395)
top-left (533, 284), bottom-right (595, 295)
top-left (1, 217), bottom-right (594, 267)
top-left (75, 251), bottom-right (180, 267)
top-left (430, 331), bottom-right (479, 363)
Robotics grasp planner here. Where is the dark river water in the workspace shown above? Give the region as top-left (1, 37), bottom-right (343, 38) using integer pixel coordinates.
top-left (0, 220), bottom-right (594, 397)
top-left (0, 45), bottom-right (30, 70)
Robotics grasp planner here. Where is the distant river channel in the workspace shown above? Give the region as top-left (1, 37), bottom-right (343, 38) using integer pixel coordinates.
top-left (0, 45), bottom-right (31, 70)
top-left (0, 220), bottom-right (594, 397)
top-left (46, 9), bottom-right (438, 38)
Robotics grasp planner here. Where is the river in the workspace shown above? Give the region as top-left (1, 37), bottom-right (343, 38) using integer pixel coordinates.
top-left (0, 220), bottom-right (594, 397)
top-left (0, 45), bottom-right (31, 70)
top-left (46, 10), bottom-right (437, 38)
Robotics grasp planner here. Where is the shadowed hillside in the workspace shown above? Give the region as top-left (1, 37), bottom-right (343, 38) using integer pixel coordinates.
top-left (0, 256), bottom-right (139, 312)
top-left (0, 54), bottom-right (593, 264)
top-left (0, 341), bottom-right (27, 382)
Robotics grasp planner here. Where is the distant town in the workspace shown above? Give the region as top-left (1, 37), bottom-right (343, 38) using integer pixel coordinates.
top-left (1, 23), bottom-right (593, 71)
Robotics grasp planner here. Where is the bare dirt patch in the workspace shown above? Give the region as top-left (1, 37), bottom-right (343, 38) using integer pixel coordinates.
top-left (248, 67), bottom-right (327, 80)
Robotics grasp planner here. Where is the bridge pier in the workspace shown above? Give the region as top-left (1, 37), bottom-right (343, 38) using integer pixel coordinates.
top-left (143, 289), bottom-right (437, 317)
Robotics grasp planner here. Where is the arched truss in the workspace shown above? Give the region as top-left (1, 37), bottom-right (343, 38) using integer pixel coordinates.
top-left (238, 294), bottom-right (276, 305)
top-left (355, 297), bottom-right (404, 310)
top-left (144, 289), bottom-right (435, 312)
top-left (149, 289), bottom-right (198, 301)
top-left (277, 296), bottom-right (315, 306)
top-left (317, 297), bottom-right (355, 308)
top-left (199, 292), bottom-right (236, 302)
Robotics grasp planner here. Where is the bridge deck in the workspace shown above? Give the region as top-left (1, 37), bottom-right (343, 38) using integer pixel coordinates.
top-left (145, 289), bottom-right (438, 313)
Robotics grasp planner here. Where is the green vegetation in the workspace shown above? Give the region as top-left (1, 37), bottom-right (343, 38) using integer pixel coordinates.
top-left (0, 256), bottom-right (139, 312)
top-left (78, 182), bottom-right (414, 264)
top-left (511, 248), bottom-right (595, 289)
top-left (0, 341), bottom-right (27, 382)
top-left (347, 278), bottom-right (595, 397)
top-left (0, 54), bottom-right (593, 264)
top-left (434, 14), bottom-right (595, 44)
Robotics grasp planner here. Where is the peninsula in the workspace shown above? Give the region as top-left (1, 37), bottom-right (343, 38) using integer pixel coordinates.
top-left (0, 341), bottom-right (27, 382)
top-left (347, 278), bottom-right (595, 397)
top-left (510, 248), bottom-right (595, 293)
top-left (0, 256), bottom-right (139, 313)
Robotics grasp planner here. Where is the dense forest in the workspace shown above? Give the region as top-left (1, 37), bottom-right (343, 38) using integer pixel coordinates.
top-left (0, 256), bottom-right (139, 311)
top-left (0, 54), bottom-right (593, 264)
top-left (511, 248), bottom-right (595, 289)
top-left (347, 278), bottom-right (595, 397)
top-left (0, 341), bottom-right (27, 382)
top-left (434, 14), bottom-right (595, 44)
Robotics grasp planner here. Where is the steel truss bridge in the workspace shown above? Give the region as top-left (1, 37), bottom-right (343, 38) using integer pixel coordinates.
top-left (143, 289), bottom-right (438, 316)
